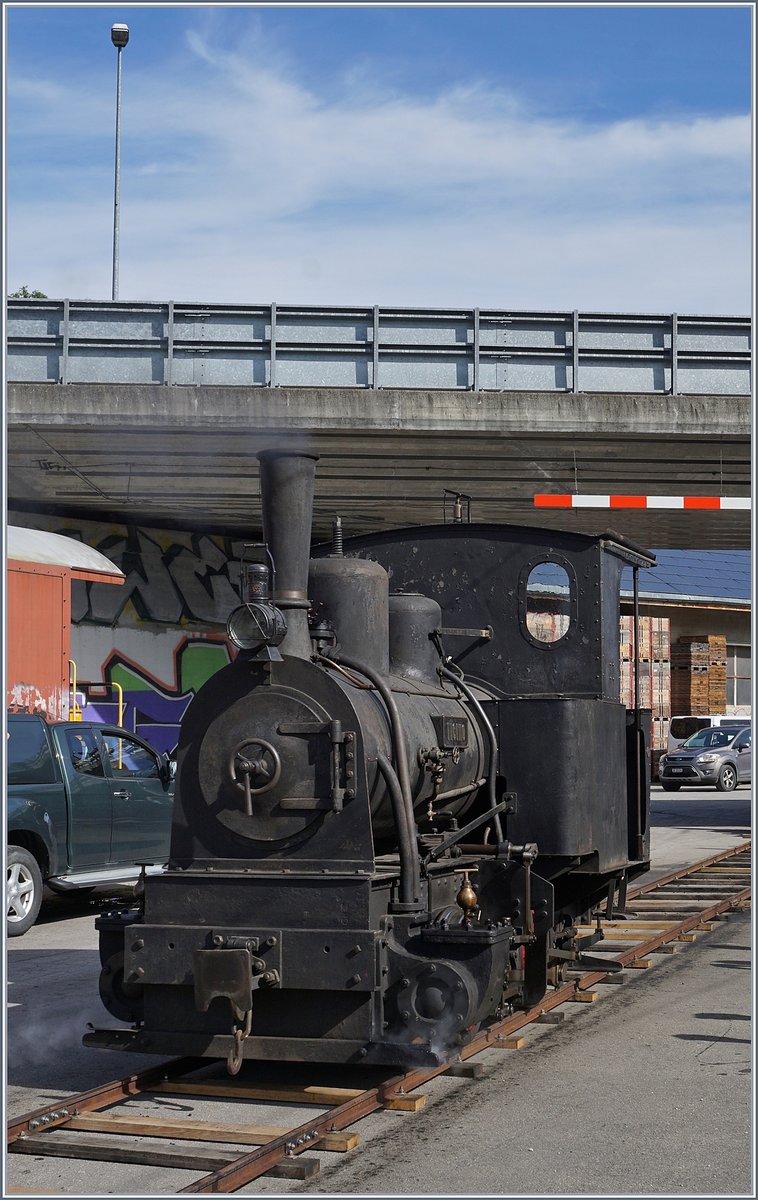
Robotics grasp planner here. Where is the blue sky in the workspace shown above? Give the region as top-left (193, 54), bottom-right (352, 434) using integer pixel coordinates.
top-left (5, 3), bottom-right (753, 311)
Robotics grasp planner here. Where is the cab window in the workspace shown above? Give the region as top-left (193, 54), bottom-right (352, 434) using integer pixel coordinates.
top-left (523, 561), bottom-right (573, 644)
top-left (65, 728), bottom-right (105, 777)
top-left (733, 731), bottom-right (751, 750)
top-left (102, 733), bottom-right (160, 778)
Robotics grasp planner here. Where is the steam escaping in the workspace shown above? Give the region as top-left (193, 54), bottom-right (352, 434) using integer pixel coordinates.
top-left (7, 1000), bottom-right (116, 1071)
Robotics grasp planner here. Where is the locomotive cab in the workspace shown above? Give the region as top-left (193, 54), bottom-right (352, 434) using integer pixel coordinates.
top-left (88, 450), bottom-right (652, 1071)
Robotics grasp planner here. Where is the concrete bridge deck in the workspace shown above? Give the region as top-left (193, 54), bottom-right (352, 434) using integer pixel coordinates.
top-left (6, 382), bottom-right (749, 548)
top-left (6, 301), bottom-right (751, 548)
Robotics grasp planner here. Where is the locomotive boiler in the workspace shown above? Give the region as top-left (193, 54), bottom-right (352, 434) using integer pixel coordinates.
top-left (88, 450), bottom-right (653, 1071)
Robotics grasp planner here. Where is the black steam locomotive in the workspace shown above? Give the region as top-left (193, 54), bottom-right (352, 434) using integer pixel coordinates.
top-left (88, 451), bottom-right (652, 1071)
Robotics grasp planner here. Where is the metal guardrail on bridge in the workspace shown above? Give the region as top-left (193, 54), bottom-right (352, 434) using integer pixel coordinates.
top-left (6, 300), bottom-right (751, 395)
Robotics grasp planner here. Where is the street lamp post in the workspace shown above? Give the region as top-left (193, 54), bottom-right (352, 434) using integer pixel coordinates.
top-left (111, 23), bottom-right (129, 301)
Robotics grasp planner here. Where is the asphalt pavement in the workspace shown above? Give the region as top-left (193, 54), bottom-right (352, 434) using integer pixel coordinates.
top-left (5, 785), bottom-right (753, 1196)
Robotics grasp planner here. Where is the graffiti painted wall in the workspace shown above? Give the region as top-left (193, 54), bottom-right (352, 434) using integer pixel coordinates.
top-left (9, 512), bottom-right (247, 752)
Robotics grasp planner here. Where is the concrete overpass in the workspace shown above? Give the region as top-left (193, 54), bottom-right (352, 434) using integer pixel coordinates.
top-left (6, 300), bottom-right (751, 548)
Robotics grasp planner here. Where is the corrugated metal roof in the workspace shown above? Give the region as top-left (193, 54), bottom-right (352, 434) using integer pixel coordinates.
top-left (7, 526), bottom-right (124, 580)
top-left (526, 550), bottom-right (750, 606)
top-left (622, 550), bottom-right (751, 605)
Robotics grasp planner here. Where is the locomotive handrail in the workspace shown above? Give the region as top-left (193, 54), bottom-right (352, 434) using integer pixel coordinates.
top-left (317, 651), bottom-right (415, 811)
top-left (438, 662), bottom-right (503, 844)
top-left (423, 799), bottom-right (512, 866)
top-left (376, 750), bottom-right (420, 908)
top-left (317, 649), bottom-right (422, 908)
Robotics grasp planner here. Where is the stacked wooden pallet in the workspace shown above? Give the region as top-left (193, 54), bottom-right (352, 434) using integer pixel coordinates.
top-left (620, 616), bottom-right (671, 670)
top-left (620, 617), bottom-right (671, 756)
top-left (526, 611), bottom-right (570, 643)
top-left (671, 635), bottom-right (727, 715)
top-left (706, 637), bottom-right (728, 711)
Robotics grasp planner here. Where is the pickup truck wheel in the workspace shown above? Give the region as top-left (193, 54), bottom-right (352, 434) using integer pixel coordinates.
top-left (7, 848), bottom-right (43, 937)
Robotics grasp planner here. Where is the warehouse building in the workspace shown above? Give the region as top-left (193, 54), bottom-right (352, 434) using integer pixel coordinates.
top-left (619, 550), bottom-right (751, 770)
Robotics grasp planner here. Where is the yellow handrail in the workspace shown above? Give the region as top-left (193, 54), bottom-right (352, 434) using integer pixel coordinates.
top-left (68, 659), bottom-right (82, 721)
top-left (68, 664), bottom-right (127, 769)
top-left (112, 682), bottom-right (124, 768)
top-left (112, 681), bottom-right (124, 728)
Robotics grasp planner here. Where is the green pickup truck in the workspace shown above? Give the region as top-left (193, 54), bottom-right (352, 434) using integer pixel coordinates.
top-left (6, 712), bottom-right (175, 936)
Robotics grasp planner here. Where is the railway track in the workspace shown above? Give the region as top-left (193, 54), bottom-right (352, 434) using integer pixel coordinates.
top-left (7, 841), bottom-right (751, 1195)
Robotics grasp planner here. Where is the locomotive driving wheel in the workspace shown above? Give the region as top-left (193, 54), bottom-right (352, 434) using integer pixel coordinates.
top-left (99, 951), bottom-right (144, 1024)
top-left (522, 932), bottom-right (549, 1007)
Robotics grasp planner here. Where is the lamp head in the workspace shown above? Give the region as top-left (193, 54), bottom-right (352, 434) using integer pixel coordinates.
top-left (111, 23), bottom-right (129, 48)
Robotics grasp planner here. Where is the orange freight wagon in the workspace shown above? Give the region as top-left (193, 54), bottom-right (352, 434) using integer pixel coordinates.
top-left (7, 527), bottom-right (124, 721)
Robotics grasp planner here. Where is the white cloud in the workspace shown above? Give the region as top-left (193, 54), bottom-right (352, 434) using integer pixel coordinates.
top-left (7, 29), bottom-right (751, 312)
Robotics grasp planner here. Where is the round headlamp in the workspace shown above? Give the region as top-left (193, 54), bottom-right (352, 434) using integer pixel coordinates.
top-left (226, 602), bottom-right (286, 650)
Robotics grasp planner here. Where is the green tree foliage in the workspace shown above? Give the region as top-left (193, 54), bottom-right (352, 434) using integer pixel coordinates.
top-left (9, 285), bottom-right (48, 299)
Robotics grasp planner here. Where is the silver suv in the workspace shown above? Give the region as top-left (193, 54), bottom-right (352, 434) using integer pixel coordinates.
top-left (658, 726), bottom-right (751, 792)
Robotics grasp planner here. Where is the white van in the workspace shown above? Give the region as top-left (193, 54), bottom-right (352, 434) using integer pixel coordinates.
top-left (668, 714), bottom-right (751, 754)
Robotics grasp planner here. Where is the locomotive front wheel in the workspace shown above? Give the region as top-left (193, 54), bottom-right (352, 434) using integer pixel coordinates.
top-left (99, 952), bottom-right (145, 1024)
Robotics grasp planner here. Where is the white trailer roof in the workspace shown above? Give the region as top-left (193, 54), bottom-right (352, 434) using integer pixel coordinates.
top-left (7, 526), bottom-right (124, 582)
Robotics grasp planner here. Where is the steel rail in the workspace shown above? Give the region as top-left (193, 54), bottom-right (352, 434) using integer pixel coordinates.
top-left (625, 840), bottom-right (751, 899)
top-left (7, 841), bottom-right (751, 1194)
top-left (7, 1057), bottom-right (202, 1144)
top-left (573, 885), bottom-right (751, 996)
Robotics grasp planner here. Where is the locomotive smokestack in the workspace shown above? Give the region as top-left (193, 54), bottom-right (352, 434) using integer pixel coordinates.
top-left (258, 450), bottom-right (319, 658)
